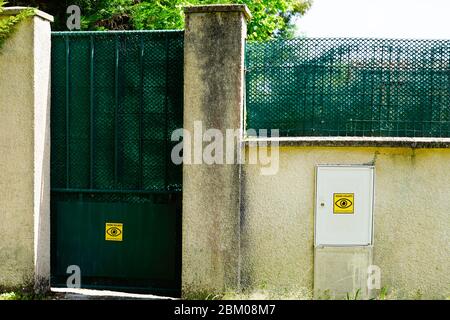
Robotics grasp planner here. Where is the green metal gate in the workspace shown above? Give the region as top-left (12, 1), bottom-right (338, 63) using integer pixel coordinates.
top-left (50, 31), bottom-right (183, 295)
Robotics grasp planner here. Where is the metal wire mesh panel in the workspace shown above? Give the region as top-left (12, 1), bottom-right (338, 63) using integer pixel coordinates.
top-left (51, 31), bottom-right (184, 194)
top-left (246, 38), bottom-right (450, 137)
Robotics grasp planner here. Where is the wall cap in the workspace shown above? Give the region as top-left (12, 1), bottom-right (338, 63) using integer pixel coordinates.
top-left (244, 136), bottom-right (450, 148)
top-left (0, 7), bottom-right (54, 22)
top-left (184, 4), bottom-right (252, 21)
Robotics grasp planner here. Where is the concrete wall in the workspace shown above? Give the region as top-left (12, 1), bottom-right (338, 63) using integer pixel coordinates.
top-left (2, 4), bottom-right (447, 300)
top-left (181, 4), bottom-right (449, 300)
top-left (0, 9), bottom-right (52, 290)
top-left (241, 146), bottom-right (450, 299)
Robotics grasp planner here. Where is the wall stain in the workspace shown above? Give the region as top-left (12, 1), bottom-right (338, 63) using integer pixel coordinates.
top-left (364, 150), bottom-right (380, 165)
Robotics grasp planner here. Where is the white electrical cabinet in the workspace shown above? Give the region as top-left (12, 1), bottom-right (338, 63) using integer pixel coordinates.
top-left (315, 165), bottom-right (374, 246)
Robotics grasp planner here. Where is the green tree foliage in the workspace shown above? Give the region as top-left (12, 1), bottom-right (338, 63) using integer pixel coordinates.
top-left (7, 0), bottom-right (312, 41)
top-left (129, 0), bottom-right (313, 41)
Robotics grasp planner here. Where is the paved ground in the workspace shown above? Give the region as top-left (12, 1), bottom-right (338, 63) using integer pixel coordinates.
top-left (51, 288), bottom-right (178, 300)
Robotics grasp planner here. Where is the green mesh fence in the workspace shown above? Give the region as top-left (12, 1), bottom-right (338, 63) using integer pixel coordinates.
top-left (51, 31), bottom-right (184, 195)
top-left (246, 38), bottom-right (450, 137)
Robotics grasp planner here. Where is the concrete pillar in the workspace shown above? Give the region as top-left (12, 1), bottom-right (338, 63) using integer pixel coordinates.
top-left (182, 5), bottom-right (251, 297)
top-left (0, 7), bottom-right (53, 292)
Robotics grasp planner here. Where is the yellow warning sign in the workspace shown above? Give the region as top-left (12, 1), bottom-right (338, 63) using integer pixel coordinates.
top-left (333, 193), bottom-right (354, 214)
top-left (105, 223), bottom-right (123, 241)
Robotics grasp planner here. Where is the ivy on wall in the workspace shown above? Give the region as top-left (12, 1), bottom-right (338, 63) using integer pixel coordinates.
top-left (0, 1), bottom-right (35, 52)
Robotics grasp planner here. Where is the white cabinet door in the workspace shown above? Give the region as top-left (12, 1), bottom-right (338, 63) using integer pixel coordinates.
top-left (315, 165), bottom-right (374, 246)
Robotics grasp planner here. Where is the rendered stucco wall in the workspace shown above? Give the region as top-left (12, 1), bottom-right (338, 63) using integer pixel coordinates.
top-left (0, 10), bottom-right (52, 290)
top-left (241, 146), bottom-right (450, 299)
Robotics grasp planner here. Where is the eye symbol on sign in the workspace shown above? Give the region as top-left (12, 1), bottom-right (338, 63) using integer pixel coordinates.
top-left (107, 227), bottom-right (122, 237)
top-left (335, 198), bottom-right (353, 209)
